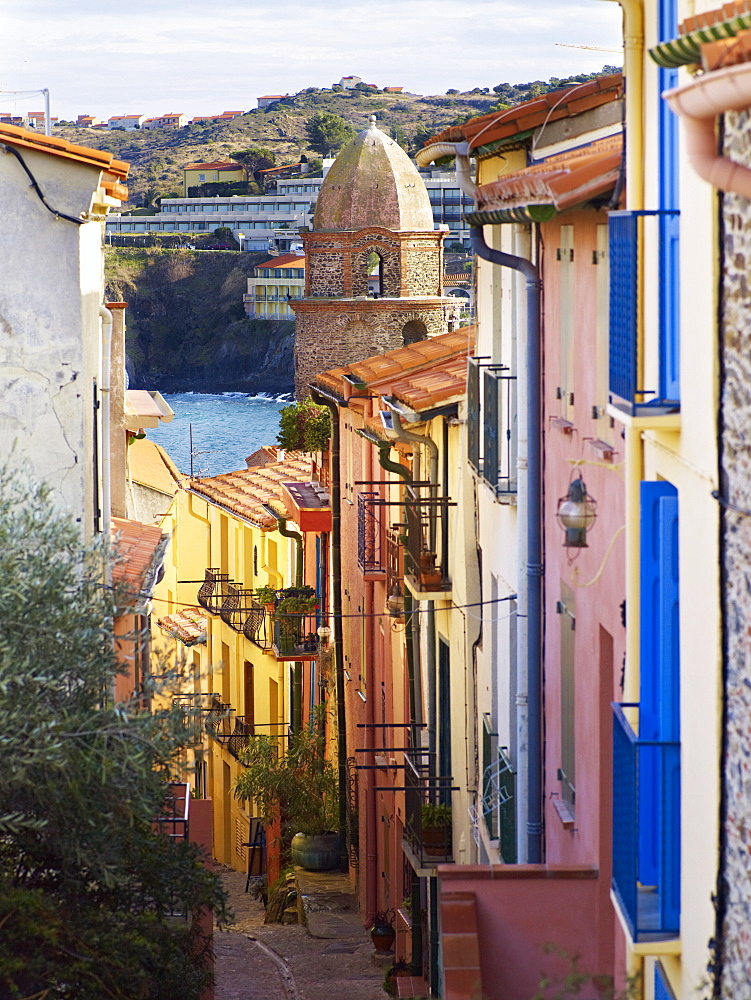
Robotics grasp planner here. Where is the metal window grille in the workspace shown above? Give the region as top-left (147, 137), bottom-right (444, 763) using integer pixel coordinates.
top-left (357, 492), bottom-right (384, 572)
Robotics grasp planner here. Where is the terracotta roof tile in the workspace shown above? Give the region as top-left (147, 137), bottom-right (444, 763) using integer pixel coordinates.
top-left (474, 135), bottom-right (623, 214)
top-left (422, 74), bottom-right (623, 156)
top-left (314, 327), bottom-right (475, 399)
top-left (184, 160), bottom-right (244, 171)
top-left (388, 352), bottom-right (471, 412)
top-left (112, 518), bottom-right (166, 605)
top-left (188, 456), bottom-right (318, 528)
top-left (257, 253), bottom-right (306, 268)
top-left (0, 122), bottom-right (129, 180)
top-left (157, 607), bottom-right (207, 646)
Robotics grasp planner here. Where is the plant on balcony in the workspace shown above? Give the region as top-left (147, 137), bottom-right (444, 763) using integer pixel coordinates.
top-left (274, 591), bottom-right (318, 652)
top-left (234, 709), bottom-right (339, 870)
top-left (254, 585), bottom-right (277, 610)
top-left (277, 397), bottom-right (331, 453)
top-left (421, 801), bottom-right (452, 857)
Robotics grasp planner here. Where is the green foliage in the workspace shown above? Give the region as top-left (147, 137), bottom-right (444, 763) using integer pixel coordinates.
top-left (277, 397), bottom-right (331, 453)
top-left (491, 65), bottom-right (621, 107)
top-left (231, 145), bottom-right (276, 172)
top-left (254, 585), bottom-right (278, 605)
top-left (0, 472), bottom-right (229, 1000)
top-left (234, 708), bottom-right (339, 836)
top-left (304, 111), bottom-right (356, 154)
top-left (421, 802), bottom-right (452, 828)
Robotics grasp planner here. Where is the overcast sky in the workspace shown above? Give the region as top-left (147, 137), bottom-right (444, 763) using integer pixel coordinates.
top-left (0, 0), bottom-right (623, 122)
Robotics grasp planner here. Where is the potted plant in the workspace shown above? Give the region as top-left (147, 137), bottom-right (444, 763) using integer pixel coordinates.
top-left (421, 801), bottom-right (452, 857)
top-left (275, 591), bottom-right (318, 653)
top-left (419, 550), bottom-right (442, 589)
top-left (370, 909), bottom-right (396, 955)
top-left (234, 709), bottom-right (340, 871)
top-left (254, 585), bottom-right (277, 612)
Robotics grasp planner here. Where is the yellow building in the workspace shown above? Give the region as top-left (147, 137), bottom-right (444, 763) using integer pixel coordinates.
top-left (153, 452), bottom-right (331, 874)
top-left (243, 254), bottom-right (306, 320)
top-left (182, 159), bottom-right (247, 196)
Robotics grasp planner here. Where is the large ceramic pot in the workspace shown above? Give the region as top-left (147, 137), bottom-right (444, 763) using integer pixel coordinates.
top-left (290, 831), bottom-right (341, 871)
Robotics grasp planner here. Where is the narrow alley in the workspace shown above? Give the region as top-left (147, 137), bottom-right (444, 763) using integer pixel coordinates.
top-left (214, 867), bottom-right (389, 1000)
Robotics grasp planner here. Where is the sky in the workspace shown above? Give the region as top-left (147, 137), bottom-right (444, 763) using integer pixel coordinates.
top-left (0, 0), bottom-right (623, 123)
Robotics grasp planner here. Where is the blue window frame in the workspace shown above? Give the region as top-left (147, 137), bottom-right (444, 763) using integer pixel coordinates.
top-left (611, 481), bottom-right (681, 940)
top-left (659, 0), bottom-right (680, 402)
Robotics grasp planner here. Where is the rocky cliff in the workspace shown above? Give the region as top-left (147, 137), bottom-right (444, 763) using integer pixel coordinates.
top-left (105, 248), bottom-right (294, 395)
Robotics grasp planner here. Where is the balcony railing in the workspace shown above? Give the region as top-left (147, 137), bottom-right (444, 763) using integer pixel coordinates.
top-left (608, 211), bottom-right (680, 416)
top-left (271, 613), bottom-right (320, 660)
top-left (197, 569), bottom-right (235, 613)
top-left (404, 485), bottom-right (451, 593)
top-left (357, 492), bottom-right (384, 573)
top-left (227, 715), bottom-right (254, 761)
top-left (172, 691), bottom-right (221, 746)
top-left (154, 782), bottom-right (190, 843)
top-left (220, 584), bottom-right (258, 630)
top-left (205, 698), bottom-right (234, 744)
top-left (612, 703), bottom-right (681, 941)
top-left (403, 748), bottom-right (454, 869)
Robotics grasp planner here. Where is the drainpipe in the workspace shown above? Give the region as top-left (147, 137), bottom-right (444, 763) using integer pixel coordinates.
top-left (665, 61), bottom-right (751, 198)
top-left (99, 305), bottom-right (113, 543)
top-left (469, 226), bottom-right (544, 865)
top-left (309, 385), bottom-right (348, 870)
top-left (597, 0), bottom-right (645, 210)
top-left (266, 511), bottom-right (304, 733)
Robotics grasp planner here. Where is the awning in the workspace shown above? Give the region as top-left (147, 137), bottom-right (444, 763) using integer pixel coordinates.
top-left (468, 135), bottom-right (622, 225)
top-left (157, 608), bottom-right (208, 646)
top-left (124, 390), bottom-right (175, 430)
top-left (650, 2), bottom-right (751, 68)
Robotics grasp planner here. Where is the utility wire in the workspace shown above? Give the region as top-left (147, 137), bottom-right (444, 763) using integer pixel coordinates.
top-left (1, 142), bottom-right (85, 225)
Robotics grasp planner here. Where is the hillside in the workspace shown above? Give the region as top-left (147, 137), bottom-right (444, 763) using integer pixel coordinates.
top-left (59, 90), bottom-right (494, 205)
top-left (105, 247), bottom-right (294, 395)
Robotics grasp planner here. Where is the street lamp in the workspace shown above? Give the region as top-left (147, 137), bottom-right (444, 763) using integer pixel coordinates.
top-left (556, 474), bottom-right (597, 548)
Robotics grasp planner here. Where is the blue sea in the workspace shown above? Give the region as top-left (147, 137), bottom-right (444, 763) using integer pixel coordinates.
top-left (146, 392), bottom-right (290, 476)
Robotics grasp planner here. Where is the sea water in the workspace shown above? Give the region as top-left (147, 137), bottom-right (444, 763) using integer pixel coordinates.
top-left (145, 392), bottom-right (290, 476)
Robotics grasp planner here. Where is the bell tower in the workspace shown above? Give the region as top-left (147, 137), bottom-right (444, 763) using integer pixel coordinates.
top-left (293, 116), bottom-right (456, 397)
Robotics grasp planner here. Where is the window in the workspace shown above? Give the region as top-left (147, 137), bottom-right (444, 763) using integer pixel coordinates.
top-left (366, 250), bottom-right (382, 295)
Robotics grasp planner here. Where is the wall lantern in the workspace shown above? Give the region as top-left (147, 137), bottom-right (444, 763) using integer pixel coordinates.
top-left (317, 625), bottom-right (331, 647)
top-left (556, 474), bottom-right (597, 548)
top-left (386, 584), bottom-right (405, 619)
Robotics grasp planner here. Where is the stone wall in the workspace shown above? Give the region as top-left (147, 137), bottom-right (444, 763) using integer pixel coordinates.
top-left (301, 228), bottom-right (444, 299)
top-left (718, 107), bottom-right (751, 995)
top-left (292, 299), bottom-right (450, 397)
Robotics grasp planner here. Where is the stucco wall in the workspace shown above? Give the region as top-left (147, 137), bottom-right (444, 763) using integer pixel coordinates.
top-left (0, 145), bottom-right (105, 532)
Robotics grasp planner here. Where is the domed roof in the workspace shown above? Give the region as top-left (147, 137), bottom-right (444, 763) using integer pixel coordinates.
top-left (313, 116), bottom-right (435, 233)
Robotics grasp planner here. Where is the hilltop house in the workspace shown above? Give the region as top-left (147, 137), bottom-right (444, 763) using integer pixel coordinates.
top-left (143, 113), bottom-right (188, 129)
top-left (107, 114), bottom-right (146, 130)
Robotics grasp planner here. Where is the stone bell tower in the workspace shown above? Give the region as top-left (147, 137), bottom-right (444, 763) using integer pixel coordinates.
top-left (292, 116), bottom-right (455, 397)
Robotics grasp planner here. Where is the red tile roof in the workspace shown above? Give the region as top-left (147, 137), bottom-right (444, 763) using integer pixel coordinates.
top-left (184, 159), bottom-right (244, 171)
top-left (314, 327), bottom-right (474, 403)
top-left (423, 73), bottom-right (623, 157)
top-left (0, 122), bottom-right (129, 180)
top-left (474, 135), bottom-right (623, 214)
top-left (188, 456), bottom-right (319, 528)
top-left (257, 253), bottom-right (305, 269)
top-left (112, 518), bottom-right (166, 607)
top-left (157, 607), bottom-right (207, 646)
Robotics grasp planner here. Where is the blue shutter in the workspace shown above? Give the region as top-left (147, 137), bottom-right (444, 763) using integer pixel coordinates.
top-left (654, 961), bottom-right (676, 1000)
top-left (639, 482), bottom-right (680, 890)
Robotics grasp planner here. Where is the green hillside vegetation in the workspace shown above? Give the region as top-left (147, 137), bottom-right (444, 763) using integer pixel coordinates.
top-left (105, 247), bottom-right (295, 395)
top-left (57, 68), bottom-right (619, 206)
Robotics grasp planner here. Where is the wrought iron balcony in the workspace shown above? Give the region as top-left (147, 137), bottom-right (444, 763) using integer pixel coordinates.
top-left (402, 748), bottom-right (454, 870)
top-left (271, 612), bottom-right (320, 660)
top-left (357, 492), bottom-right (384, 574)
top-left (220, 584), bottom-right (259, 630)
top-left (227, 716), bottom-right (254, 761)
top-left (242, 602), bottom-right (273, 650)
top-left (172, 691), bottom-right (221, 746)
top-left (612, 703), bottom-right (680, 941)
top-left (404, 485), bottom-right (452, 594)
top-left (205, 698), bottom-right (234, 744)
top-left (197, 568), bottom-right (235, 613)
